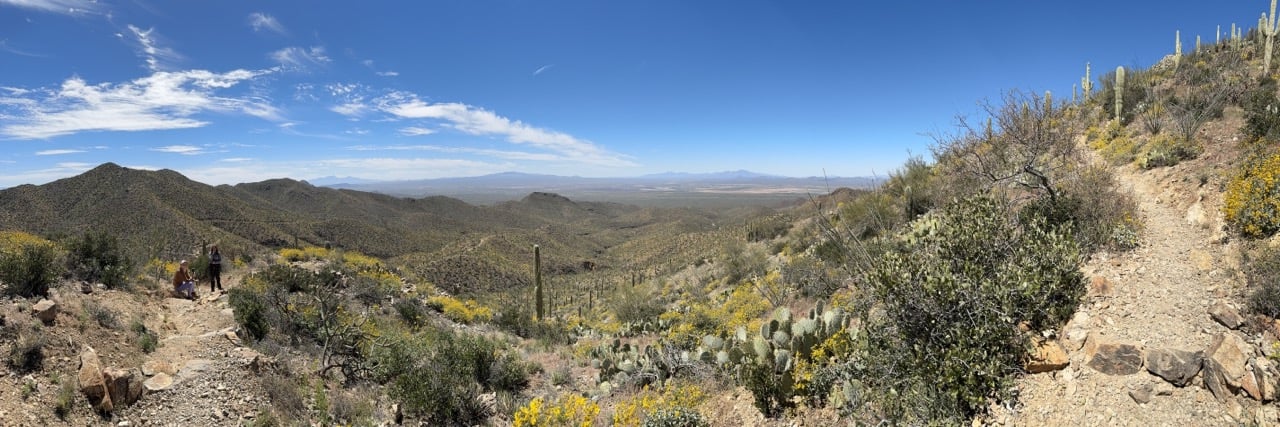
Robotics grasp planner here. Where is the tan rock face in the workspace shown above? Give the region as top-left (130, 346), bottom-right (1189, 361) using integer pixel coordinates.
top-left (1242, 357), bottom-right (1277, 402)
top-left (143, 373), bottom-right (174, 392)
top-left (1146, 348), bottom-right (1202, 387)
top-left (1208, 301), bottom-right (1244, 330)
top-left (1026, 338), bottom-right (1069, 373)
top-left (103, 368), bottom-right (143, 407)
top-left (32, 299), bottom-right (57, 324)
top-left (1087, 341), bottom-right (1145, 375)
top-left (1203, 332), bottom-right (1252, 400)
top-left (142, 360), bottom-right (175, 376)
top-left (77, 346), bottom-right (110, 411)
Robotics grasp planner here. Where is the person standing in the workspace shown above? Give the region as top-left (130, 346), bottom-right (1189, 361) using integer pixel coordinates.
top-left (173, 260), bottom-right (196, 299)
top-left (209, 245), bottom-right (223, 292)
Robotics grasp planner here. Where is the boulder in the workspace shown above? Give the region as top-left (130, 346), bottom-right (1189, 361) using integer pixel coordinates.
top-left (1203, 332), bottom-right (1252, 400)
top-left (143, 373), bottom-right (173, 392)
top-left (32, 299), bottom-right (57, 324)
top-left (103, 368), bottom-right (143, 407)
top-left (1146, 348), bottom-right (1203, 387)
top-left (1129, 383), bottom-right (1155, 404)
top-left (1087, 340), bottom-right (1144, 375)
top-left (1242, 357), bottom-right (1277, 402)
top-left (77, 347), bottom-right (111, 412)
top-left (1209, 301), bottom-right (1244, 330)
top-left (1026, 338), bottom-right (1069, 373)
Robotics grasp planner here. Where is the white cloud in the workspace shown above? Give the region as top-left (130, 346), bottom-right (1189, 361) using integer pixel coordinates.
top-left (34, 148), bottom-right (83, 155)
top-left (331, 102), bottom-right (368, 116)
top-left (0, 0), bottom-right (103, 15)
top-left (151, 145), bottom-right (204, 155)
top-left (270, 46), bottom-right (330, 72)
top-left (376, 71), bottom-right (399, 77)
top-left (0, 39), bottom-right (47, 58)
top-left (0, 69), bottom-right (279, 139)
top-left (398, 126), bottom-right (434, 136)
top-left (127, 25), bottom-right (182, 72)
top-left (0, 162), bottom-right (94, 188)
top-left (247, 12), bottom-right (287, 35)
top-left (345, 128), bottom-right (369, 135)
top-left (533, 64), bottom-right (554, 76)
top-left (182, 157), bottom-right (511, 184)
top-left (345, 144), bottom-right (562, 162)
top-left (376, 93), bottom-right (634, 167)
top-left (220, 157), bottom-right (253, 163)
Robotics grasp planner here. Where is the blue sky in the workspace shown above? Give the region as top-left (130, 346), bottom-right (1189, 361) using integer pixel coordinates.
top-left (0, 1), bottom-right (1267, 187)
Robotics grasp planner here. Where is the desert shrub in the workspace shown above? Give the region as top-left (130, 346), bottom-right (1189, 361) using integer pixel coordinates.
top-left (0, 232), bottom-right (63, 298)
top-left (330, 388), bottom-right (375, 426)
top-left (131, 319), bottom-right (158, 353)
top-left (513, 394), bottom-right (601, 427)
top-left (882, 155), bottom-right (938, 221)
top-left (373, 327), bottom-right (530, 425)
top-left (1225, 152), bottom-right (1280, 239)
top-left (262, 374), bottom-right (306, 419)
top-left (7, 322), bottom-right (45, 373)
top-left (1138, 133), bottom-right (1201, 169)
top-left (719, 240), bottom-right (767, 285)
top-left (1246, 245), bottom-right (1280, 318)
top-left (65, 231), bottom-right (133, 289)
top-left (1243, 77), bottom-right (1280, 142)
top-left (427, 295), bottom-right (493, 324)
top-left (54, 379), bottom-right (76, 419)
top-left (82, 299), bottom-right (120, 330)
top-left (642, 409), bottom-right (710, 427)
top-left (1087, 122), bottom-right (1141, 165)
top-left (746, 213), bottom-right (792, 242)
top-left (837, 191), bottom-right (900, 241)
top-left (613, 285), bottom-right (665, 325)
top-left (228, 282), bottom-right (271, 341)
top-left (394, 298), bottom-right (430, 328)
top-left (847, 194), bottom-right (1084, 423)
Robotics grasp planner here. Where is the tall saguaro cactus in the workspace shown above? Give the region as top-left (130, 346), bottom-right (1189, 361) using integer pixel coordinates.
top-left (534, 244), bottom-right (544, 321)
top-left (1266, 0), bottom-right (1278, 74)
top-left (1115, 66), bottom-right (1126, 123)
top-left (1175, 30), bottom-right (1182, 67)
top-left (1081, 62), bottom-right (1093, 102)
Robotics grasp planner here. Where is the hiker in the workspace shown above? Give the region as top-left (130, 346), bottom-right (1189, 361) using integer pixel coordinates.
top-left (173, 260), bottom-right (196, 299)
top-left (209, 245), bottom-right (223, 292)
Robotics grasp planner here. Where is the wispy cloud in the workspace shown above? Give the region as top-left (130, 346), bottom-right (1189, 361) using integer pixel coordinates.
top-left (247, 12), bottom-right (287, 36)
top-left (0, 161), bottom-right (94, 188)
top-left (220, 157), bottom-right (253, 163)
top-left (127, 25), bottom-right (182, 72)
top-left (362, 59), bottom-right (398, 77)
top-left (398, 126), bottom-right (434, 136)
top-left (151, 145), bottom-right (204, 155)
top-left (182, 158), bottom-right (512, 184)
top-left (376, 71), bottom-right (399, 77)
top-left (0, 69), bottom-right (279, 139)
top-left (533, 64), bottom-right (554, 76)
top-left (34, 148), bottom-right (83, 155)
top-left (0, 0), bottom-right (103, 16)
top-left (0, 39), bottom-right (48, 58)
top-left (271, 46), bottom-right (330, 72)
top-left (331, 102), bottom-right (368, 117)
top-left (376, 93), bottom-right (634, 167)
top-left (348, 144), bottom-right (562, 162)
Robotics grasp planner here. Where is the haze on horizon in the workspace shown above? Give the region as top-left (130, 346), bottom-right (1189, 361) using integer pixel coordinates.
top-left (0, 0), bottom-right (1265, 188)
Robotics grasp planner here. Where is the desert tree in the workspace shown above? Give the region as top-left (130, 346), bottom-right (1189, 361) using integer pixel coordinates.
top-left (932, 90), bottom-right (1084, 204)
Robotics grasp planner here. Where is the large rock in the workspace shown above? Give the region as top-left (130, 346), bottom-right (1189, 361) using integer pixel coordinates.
top-left (143, 373), bottom-right (173, 392)
top-left (1203, 332), bottom-right (1252, 400)
top-left (77, 347), bottom-right (111, 412)
top-left (103, 368), bottom-right (144, 407)
top-left (1209, 301), bottom-right (1244, 330)
top-left (1087, 339), bottom-right (1144, 375)
top-left (1242, 357), bottom-right (1277, 402)
top-left (1146, 348), bottom-right (1203, 387)
top-left (32, 299), bottom-right (57, 324)
top-left (141, 360), bottom-right (175, 376)
top-left (1026, 338), bottom-right (1069, 373)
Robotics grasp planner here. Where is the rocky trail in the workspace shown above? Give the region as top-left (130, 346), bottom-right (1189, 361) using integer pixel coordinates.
top-left (999, 165), bottom-right (1276, 426)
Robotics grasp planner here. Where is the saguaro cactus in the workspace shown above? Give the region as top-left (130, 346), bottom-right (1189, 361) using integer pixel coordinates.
top-left (1175, 30), bottom-right (1182, 67)
top-left (1267, 0), bottom-right (1278, 74)
top-left (1081, 62), bottom-right (1093, 102)
top-left (1115, 66), bottom-right (1126, 123)
top-left (534, 244), bottom-right (544, 321)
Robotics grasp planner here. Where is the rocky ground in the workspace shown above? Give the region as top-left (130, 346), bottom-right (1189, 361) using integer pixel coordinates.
top-left (995, 158), bottom-right (1280, 426)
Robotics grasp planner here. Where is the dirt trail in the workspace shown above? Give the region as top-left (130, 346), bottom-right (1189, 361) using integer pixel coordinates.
top-left (1003, 166), bottom-right (1266, 426)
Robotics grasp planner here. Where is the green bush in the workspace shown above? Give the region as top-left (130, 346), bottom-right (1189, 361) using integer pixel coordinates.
top-left (850, 194), bottom-right (1084, 422)
top-left (54, 380), bottom-right (75, 419)
top-left (394, 298), bottom-right (429, 328)
top-left (613, 285), bottom-right (665, 325)
top-left (131, 319), bottom-right (159, 353)
top-left (0, 239), bottom-right (63, 298)
top-left (229, 282), bottom-right (271, 341)
top-left (1138, 133), bottom-right (1201, 169)
top-left (1245, 245), bottom-right (1280, 318)
top-left (373, 328), bottom-right (523, 425)
top-left (1243, 77), bottom-right (1280, 143)
top-left (7, 323), bottom-right (45, 373)
top-left (642, 408), bottom-right (711, 427)
top-left (65, 232), bottom-right (133, 289)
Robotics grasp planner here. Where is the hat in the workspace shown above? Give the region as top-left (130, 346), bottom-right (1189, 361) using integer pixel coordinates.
top-left (180, 260), bottom-right (188, 265)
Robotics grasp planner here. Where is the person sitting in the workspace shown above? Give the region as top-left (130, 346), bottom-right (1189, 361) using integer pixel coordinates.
top-left (173, 260), bottom-right (197, 300)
